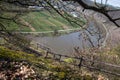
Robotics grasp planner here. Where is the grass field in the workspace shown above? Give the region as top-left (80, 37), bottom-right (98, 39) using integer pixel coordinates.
top-left (4, 10), bottom-right (85, 32)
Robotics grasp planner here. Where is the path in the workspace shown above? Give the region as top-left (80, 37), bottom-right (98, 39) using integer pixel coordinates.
top-left (14, 27), bottom-right (82, 34)
top-left (19, 18), bottom-right (36, 31)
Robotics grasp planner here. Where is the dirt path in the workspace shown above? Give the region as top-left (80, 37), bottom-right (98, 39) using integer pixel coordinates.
top-left (19, 18), bottom-right (36, 31)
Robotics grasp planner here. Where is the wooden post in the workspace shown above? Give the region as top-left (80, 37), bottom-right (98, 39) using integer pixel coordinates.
top-left (59, 55), bottom-right (62, 61)
top-left (37, 43), bottom-right (39, 50)
top-left (78, 57), bottom-right (83, 68)
top-left (91, 55), bottom-right (95, 66)
top-left (44, 51), bottom-right (48, 58)
top-left (53, 54), bottom-right (56, 59)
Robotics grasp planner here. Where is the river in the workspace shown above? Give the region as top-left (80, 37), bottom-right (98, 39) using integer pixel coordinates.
top-left (28, 20), bottom-right (106, 56)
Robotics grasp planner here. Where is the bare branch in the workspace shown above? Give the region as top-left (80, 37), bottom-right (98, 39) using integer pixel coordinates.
top-left (74, 0), bottom-right (120, 27)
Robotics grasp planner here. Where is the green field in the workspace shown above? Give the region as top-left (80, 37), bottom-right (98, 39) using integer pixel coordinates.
top-left (4, 11), bottom-right (85, 32)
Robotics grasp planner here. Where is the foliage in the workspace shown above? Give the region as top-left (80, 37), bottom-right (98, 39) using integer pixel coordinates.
top-left (63, 58), bottom-right (75, 63)
top-left (0, 46), bottom-right (96, 79)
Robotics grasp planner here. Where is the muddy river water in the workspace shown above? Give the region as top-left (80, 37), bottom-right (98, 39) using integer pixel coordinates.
top-left (29, 21), bottom-right (106, 56)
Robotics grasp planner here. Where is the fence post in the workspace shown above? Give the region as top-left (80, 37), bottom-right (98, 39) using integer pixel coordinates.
top-left (53, 54), bottom-right (56, 59)
top-left (44, 51), bottom-right (48, 58)
top-left (91, 56), bottom-right (95, 66)
top-left (59, 55), bottom-right (62, 61)
top-left (36, 43), bottom-right (39, 50)
top-left (78, 56), bottom-right (83, 68)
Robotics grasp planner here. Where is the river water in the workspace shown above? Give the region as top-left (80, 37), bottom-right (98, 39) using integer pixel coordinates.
top-left (29, 21), bottom-right (106, 56)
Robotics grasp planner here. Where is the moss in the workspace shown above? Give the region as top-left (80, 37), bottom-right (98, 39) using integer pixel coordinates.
top-left (63, 58), bottom-right (75, 63)
top-left (0, 46), bottom-right (96, 79)
top-left (57, 72), bottom-right (65, 79)
top-left (84, 75), bottom-right (93, 80)
top-left (0, 46), bottom-right (38, 62)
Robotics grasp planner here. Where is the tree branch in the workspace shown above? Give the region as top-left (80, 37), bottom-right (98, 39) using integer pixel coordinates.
top-left (74, 0), bottom-right (120, 27)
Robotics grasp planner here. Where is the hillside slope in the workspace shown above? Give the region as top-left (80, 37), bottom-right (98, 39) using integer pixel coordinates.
top-left (6, 11), bottom-right (85, 32)
top-left (0, 46), bottom-right (108, 80)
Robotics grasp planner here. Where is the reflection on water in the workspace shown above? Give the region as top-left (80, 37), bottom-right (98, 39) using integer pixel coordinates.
top-left (30, 21), bottom-right (105, 56)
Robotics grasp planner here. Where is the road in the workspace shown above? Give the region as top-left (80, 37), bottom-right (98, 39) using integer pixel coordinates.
top-left (14, 27), bottom-right (82, 34)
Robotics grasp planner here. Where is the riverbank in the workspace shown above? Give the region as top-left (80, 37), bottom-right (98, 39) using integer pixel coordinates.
top-left (87, 11), bottom-right (120, 47)
top-left (15, 27), bottom-right (84, 37)
top-left (94, 16), bottom-right (120, 47)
